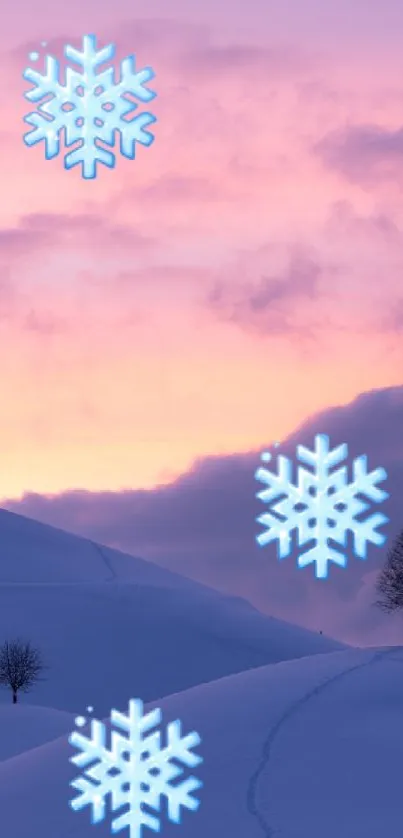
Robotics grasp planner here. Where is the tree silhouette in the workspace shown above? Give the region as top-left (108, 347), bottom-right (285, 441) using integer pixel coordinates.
top-left (0, 639), bottom-right (45, 703)
top-left (375, 529), bottom-right (403, 612)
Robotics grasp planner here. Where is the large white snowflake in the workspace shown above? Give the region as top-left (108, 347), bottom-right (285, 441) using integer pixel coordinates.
top-left (69, 700), bottom-right (202, 837)
top-left (23, 35), bottom-right (157, 179)
top-left (255, 434), bottom-right (389, 579)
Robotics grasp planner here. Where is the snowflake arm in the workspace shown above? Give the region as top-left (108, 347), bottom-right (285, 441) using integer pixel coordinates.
top-left (70, 719), bottom-right (108, 768)
top-left (255, 454), bottom-right (302, 558)
top-left (296, 437), bottom-right (348, 474)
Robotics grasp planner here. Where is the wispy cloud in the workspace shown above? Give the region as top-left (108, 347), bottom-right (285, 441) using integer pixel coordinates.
top-left (0, 213), bottom-right (155, 255)
top-left (177, 42), bottom-right (313, 79)
top-left (316, 124), bottom-right (403, 185)
top-left (208, 250), bottom-right (328, 337)
top-left (24, 309), bottom-right (67, 335)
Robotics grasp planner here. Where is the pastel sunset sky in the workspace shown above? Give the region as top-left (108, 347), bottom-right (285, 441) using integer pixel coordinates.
top-left (0, 0), bottom-right (401, 499)
top-left (1, 0), bottom-right (403, 645)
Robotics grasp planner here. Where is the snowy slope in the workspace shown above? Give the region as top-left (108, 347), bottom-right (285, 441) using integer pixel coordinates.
top-left (0, 508), bottom-right (343, 714)
top-left (0, 646), bottom-right (402, 837)
top-left (0, 705), bottom-right (74, 762)
top-left (0, 506), bottom-right (205, 586)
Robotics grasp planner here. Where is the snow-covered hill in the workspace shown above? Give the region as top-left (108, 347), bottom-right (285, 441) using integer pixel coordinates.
top-left (0, 507), bottom-right (343, 714)
top-left (1, 646), bottom-right (402, 837)
top-left (1, 508), bottom-right (401, 836)
top-left (0, 704), bottom-right (74, 762)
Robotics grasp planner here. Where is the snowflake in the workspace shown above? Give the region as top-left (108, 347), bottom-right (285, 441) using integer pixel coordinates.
top-left (255, 434), bottom-right (389, 579)
top-left (69, 699), bottom-right (202, 837)
top-left (23, 35), bottom-right (157, 179)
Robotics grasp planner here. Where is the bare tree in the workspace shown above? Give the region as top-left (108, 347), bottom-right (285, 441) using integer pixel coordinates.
top-left (0, 639), bottom-right (45, 703)
top-left (375, 529), bottom-right (403, 613)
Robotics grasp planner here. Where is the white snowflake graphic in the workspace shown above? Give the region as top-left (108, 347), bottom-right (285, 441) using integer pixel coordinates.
top-left (23, 35), bottom-right (157, 179)
top-left (69, 700), bottom-right (202, 837)
top-left (255, 434), bottom-right (389, 579)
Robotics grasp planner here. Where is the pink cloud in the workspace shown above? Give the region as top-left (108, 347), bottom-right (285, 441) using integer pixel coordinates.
top-left (208, 250), bottom-right (324, 337)
top-left (316, 124), bottom-right (403, 185)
